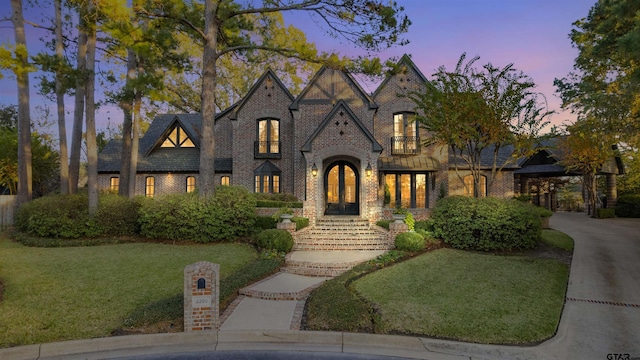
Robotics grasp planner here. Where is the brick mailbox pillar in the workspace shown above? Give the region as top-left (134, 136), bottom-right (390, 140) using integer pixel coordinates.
top-left (184, 261), bottom-right (219, 331)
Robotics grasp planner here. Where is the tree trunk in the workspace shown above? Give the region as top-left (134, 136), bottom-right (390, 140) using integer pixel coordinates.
top-left (55, 0), bottom-right (69, 194)
top-left (11, 0), bottom-right (33, 207)
top-left (85, 0), bottom-right (98, 214)
top-left (69, 9), bottom-right (87, 194)
top-left (129, 90), bottom-right (141, 199)
top-left (118, 49), bottom-right (136, 197)
top-left (199, 0), bottom-right (220, 197)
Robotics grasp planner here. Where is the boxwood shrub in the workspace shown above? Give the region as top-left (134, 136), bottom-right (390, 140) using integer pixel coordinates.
top-left (255, 229), bottom-right (294, 253)
top-left (615, 194), bottom-right (640, 218)
top-left (431, 196), bottom-right (541, 251)
top-left (15, 193), bottom-right (101, 238)
top-left (394, 231), bottom-right (426, 252)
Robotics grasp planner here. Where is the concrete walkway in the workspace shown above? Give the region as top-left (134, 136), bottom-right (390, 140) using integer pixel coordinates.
top-left (2, 212), bottom-right (639, 360)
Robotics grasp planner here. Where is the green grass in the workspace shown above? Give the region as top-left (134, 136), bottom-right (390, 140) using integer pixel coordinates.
top-left (0, 236), bottom-right (258, 347)
top-left (541, 229), bottom-right (574, 251)
top-left (351, 248), bottom-right (569, 344)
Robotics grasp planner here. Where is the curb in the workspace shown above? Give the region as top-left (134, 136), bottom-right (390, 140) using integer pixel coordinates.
top-left (0, 328), bottom-right (566, 360)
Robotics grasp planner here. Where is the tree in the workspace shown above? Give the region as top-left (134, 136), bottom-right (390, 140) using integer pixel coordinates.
top-left (8, 0), bottom-right (34, 207)
top-left (557, 117), bottom-right (616, 215)
top-left (410, 53), bottom-right (552, 197)
top-left (160, 12), bottom-right (320, 113)
top-left (555, 0), bottom-right (640, 148)
top-left (151, 0), bottom-right (410, 196)
top-left (0, 109), bottom-right (60, 197)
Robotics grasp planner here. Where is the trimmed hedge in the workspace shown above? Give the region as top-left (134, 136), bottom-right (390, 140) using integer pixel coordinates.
top-left (255, 229), bottom-right (294, 253)
top-left (431, 196), bottom-right (541, 251)
top-left (15, 193), bottom-right (101, 238)
top-left (255, 200), bottom-right (303, 208)
top-left (615, 194), bottom-right (640, 218)
top-left (95, 194), bottom-right (141, 235)
top-left (395, 231), bottom-right (426, 252)
top-left (137, 186), bottom-right (256, 242)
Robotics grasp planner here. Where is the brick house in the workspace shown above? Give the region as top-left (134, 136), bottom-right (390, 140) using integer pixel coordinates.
top-left (97, 55), bottom-right (541, 225)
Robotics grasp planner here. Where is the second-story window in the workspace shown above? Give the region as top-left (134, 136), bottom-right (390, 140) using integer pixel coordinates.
top-left (256, 119), bottom-right (280, 158)
top-left (392, 112), bottom-right (419, 155)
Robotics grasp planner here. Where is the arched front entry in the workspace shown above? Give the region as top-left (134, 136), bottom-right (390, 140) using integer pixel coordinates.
top-left (324, 161), bottom-right (359, 215)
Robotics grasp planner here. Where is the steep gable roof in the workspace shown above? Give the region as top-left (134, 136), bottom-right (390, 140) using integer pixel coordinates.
top-left (142, 114), bottom-right (202, 156)
top-left (373, 54), bottom-right (428, 99)
top-left (290, 66), bottom-right (377, 111)
top-left (301, 100), bottom-right (382, 153)
top-left (230, 69), bottom-right (294, 120)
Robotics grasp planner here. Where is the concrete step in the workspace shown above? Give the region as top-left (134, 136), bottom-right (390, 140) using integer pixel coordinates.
top-left (282, 250), bottom-right (386, 277)
top-left (238, 272), bottom-right (329, 300)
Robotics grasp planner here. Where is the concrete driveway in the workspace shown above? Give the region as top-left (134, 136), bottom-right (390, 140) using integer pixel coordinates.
top-left (548, 212), bottom-right (640, 359)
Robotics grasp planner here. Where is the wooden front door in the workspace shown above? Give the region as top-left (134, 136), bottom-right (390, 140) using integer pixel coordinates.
top-left (325, 161), bottom-right (359, 215)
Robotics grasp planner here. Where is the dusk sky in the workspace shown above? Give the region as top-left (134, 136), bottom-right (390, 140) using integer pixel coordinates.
top-left (0, 0), bottom-right (597, 137)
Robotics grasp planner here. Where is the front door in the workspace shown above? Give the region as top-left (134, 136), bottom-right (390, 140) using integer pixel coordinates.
top-left (325, 161), bottom-right (359, 215)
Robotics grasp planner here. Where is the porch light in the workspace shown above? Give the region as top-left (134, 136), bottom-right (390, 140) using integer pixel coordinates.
top-left (311, 163), bottom-right (318, 177)
top-left (365, 162), bottom-right (372, 177)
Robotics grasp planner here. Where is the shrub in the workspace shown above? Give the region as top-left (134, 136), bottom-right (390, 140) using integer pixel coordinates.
top-left (431, 196), bottom-right (541, 251)
top-left (416, 229), bottom-right (439, 246)
top-left (615, 194), bottom-right (640, 218)
top-left (255, 216), bottom-right (277, 230)
top-left (376, 220), bottom-right (391, 229)
top-left (415, 219), bottom-right (435, 232)
top-left (292, 216), bottom-right (309, 230)
top-left (137, 186), bottom-right (256, 242)
top-left (395, 231), bottom-right (426, 252)
top-left (255, 200), bottom-right (303, 208)
top-left (15, 193), bottom-right (100, 238)
top-left (404, 212), bottom-right (415, 231)
top-left (255, 229), bottom-right (294, 253)
top-left (95, 194), bottom-right (140, 236)
top-left (596, 208), bottom-right (616, 219)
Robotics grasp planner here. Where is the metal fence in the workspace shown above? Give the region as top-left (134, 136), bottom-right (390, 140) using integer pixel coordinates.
top-left (0, 196), bottom-right (16, 230)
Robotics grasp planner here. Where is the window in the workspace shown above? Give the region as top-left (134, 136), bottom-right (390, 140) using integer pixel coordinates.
top-left (255, 119), bottom-right (280, 158)
top-left (385, 173), bottom-right (429, 208)
top-left (145, 176), bottom-right (155, 197)
top-left (391, 112), bottom-right (419, 155)
top-left (110, 177), bottom-right (119, 192)
top-left (255, 174), bottom-right (280, 193)
top-left (221, 176), bottom-right (230, 186)
top-left (161, 125), bottom-right (195, 148)
top-left (186, 176), bottom-right (196, 193)
top-left (463, 174), bottom-right (487, 197)
top-left (254, 161), bottom-right (281, 193)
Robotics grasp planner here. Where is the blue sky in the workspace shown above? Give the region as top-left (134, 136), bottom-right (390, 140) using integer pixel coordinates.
top-left (0, 0), bottom-right (596, 137)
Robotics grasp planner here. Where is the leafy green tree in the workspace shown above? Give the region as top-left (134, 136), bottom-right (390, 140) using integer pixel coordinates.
top-left (618, 147), bottom-right (640, 196)
top-left (410, 53), bottom-right (552, 197)
top-left (557, 117), bottom-right (616, 215)
top-left (554, 0), bottom-right (640, 148)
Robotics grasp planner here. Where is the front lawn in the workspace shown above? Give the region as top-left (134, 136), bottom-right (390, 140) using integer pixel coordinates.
top-left (352, 248), bottom-right (569, 344)
top-left (0, 236), bottom-right (258, 347)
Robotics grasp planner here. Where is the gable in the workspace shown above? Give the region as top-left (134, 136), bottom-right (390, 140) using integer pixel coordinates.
top-left (373, 54), bottom-right (428, 100)
top-left (301, 100), bottom-right (382, 153)
top-left (290, 67), bottom-right (377, 111)
top-left (230, 69), bottom-right (294, 120)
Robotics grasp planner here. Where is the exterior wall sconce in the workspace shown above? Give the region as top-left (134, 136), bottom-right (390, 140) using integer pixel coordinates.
top-left (311, 163), bottom-right (318, 177)
top-left (365, 162), bottom-right (372, 177)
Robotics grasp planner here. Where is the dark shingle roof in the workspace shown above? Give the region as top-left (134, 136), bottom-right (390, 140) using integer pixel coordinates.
top-left (98, 113), bottom-right (232, 173)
